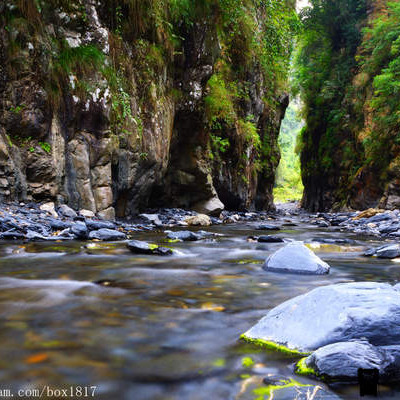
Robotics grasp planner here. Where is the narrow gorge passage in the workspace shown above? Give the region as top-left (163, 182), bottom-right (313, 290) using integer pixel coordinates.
top-left (273, 98), bottom-right (304, 205)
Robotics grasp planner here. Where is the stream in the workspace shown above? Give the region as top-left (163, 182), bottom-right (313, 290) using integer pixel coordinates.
top-left (0, 210), bottom-right (399, 399)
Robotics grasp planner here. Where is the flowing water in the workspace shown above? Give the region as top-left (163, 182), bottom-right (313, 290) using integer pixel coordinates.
top-left (0, 213), bottom-right (399, 399)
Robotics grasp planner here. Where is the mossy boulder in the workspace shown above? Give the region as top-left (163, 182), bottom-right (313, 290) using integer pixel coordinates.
top-left (126, 240), bottom-right (172, 256)
top-left (242, 282), bottom-right (400, 353)
top-left (297, 340), bottom-right (400, 383)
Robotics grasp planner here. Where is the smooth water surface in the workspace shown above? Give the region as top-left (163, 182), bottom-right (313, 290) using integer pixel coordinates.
top-left (0, 214), bottom-right (399, 399)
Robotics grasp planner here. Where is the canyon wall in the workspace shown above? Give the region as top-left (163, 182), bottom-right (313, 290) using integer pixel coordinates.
top-left (297, 0), bottom-right (400, 211)
top-left (0, 0), bottom-right (296, 218)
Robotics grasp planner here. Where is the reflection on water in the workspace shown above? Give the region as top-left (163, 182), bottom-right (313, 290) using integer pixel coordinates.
top-left (0, 217), bottom-right (399, 399)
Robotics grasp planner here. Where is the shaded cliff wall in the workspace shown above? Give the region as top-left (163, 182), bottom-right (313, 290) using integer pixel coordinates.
top-left (0, 0), bottom-right (296, 217)
top-left (296, 0), bottom-right (400, 211)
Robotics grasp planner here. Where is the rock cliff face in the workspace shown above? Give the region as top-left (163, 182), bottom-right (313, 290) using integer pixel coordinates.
top-left (297, 0), bottom-right (400, 212)
top-left (0, 0), bottom-right (294, 218)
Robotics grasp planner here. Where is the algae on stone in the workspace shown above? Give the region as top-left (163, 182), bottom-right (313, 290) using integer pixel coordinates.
top-left (253, 378), bottom-right (312, 400)
top-left (295, 357), bottom-right (317, 377)
top-left (240, 334), bottom-right (310, 356)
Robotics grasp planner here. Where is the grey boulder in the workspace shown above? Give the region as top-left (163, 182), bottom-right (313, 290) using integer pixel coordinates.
top-left (302, 340), bottom-right (400, 383)
top-left (193, 196), bottom-right (224, 216)
top-left (88, 229), bottom-right (126, 241)
top-left (70, 222), bottom-right (88, 239)
top-left (166, 230), bottom-right (201, 241)
top-left (86, 220), bottom-right (116, 231)
top-left (256, 224), bottom-right (280, 231)
top-left (364, 244), bottom-right (400, 259)
top-left (263, 242), bottom-right (330, 275)
top-left (258, 235), bottom-right (284, 243)
top-left (139, 213), bottom-right (163, 226)
top-left (242, 282), bottom-right (400, 353)
top-left (58, 204), bottom-right (77, 218)
top-left (126, 240), bottom-right (172, 256)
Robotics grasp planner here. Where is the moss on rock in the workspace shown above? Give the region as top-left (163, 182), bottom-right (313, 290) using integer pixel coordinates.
top-left (295, 357), bottom-right (317, 377)
top-left (239, 334), bottom-right (310, 356)
top-left (253, 378), bottom-right (312, 400)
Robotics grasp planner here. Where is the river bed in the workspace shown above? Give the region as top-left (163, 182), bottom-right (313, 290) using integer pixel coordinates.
top-left (0, 213), bottom-right (399, 399)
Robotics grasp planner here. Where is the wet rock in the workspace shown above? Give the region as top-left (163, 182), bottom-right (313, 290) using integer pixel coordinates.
top-left (26, 230), bottom-right (48, 241)
top-left (79, 209), bottom-right (95, 218)
top-left (185, 214), bottom-right (211, 226)
top-left (316, 220), bottom-right (330, 227)
top-left (58, 204), bottom-right (77, 218)
top-left (126, 240), bottom-right (173, 256)
top-left (256, 224), bottom-right (280, 231)
top-left (39, 202), bottom-right (58, 218)
top-left (313, 238), bottom-right (355, 244)
top-left (165, 230), bottom-right (219, 241)
top-left (353, 208), bottom-right (385, 220)
top-left (97, 206), bottom-right (116, 221)
top-left (193, 197), bottom-right (224, 216)
top-left (260, 383), bottom-right (341, 400)
top-left (365, 212), bottom-right (393, 224)
top-left (263, 242), bottom-right (330, 275)
top-left (379, 222), bottom-right (400, 234)
top-left (301, 340), bottom-right (400, 383)
top-left (222, 214), bottom-right (240, 223)
top-left (364, 244), bottom-right (400, 258)
top-left (166, 230), bottom-right (200, 241)
top-left (88, 228), bottom-right (126, 241)
top-left (237, 376), bottom-right (341, 400)
top-left (329, 215), bottom-right (349, 226)
top-left (140, 213), bottom-right (163, 227)
top-left (282, 222), bottom-right (297, 226)
top-left (86, 220), bottom-right (116, 231)
top-left (70, 222), bottom-right (88, 239)
top-left (242, 282), bottom-right (400, 353)
top-left (257, 235), bottom-right (284, 243)
top-left (210, 216), bottom-right (223, 225)
top-left (46, 218), bottom-right (72, 231)
top-left (0, 231), bottom-right (25, 240)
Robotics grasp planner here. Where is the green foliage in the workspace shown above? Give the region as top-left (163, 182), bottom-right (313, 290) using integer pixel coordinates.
top-left (274, 101), bottom-right (304, 202)
top-left (9, 105), bottom-right (24, 114)
top-left (47, 43), bottom-right (106, 106)
top-left (205, 73), bottom-right (236, 129)
top-left (293, 0), bottom-right (368, 205)
top-left (5, 135), bottom-right (13, 148)
top-left (54, 44), bottom-right (105, 76)
top-left (217, 0), bottom-right (300, 88)
top-left (358, 2), bottom-right (400, 168)
top-left (238, 118), bottom-right (261, 150)
top-left (39, 141), bottom-right (51, 153)
top-left (103, 66), bottom-right (134, 136)
top-left (3, 0), bottom-right (298, 189)
top-left (210, 134), bottom-right (230, 154)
